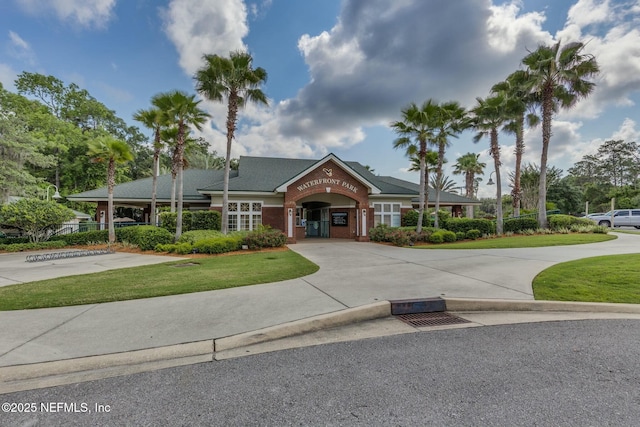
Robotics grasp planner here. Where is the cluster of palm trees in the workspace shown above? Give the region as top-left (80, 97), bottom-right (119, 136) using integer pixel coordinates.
top-left (133, 50), bottom-right (268, 241)
top-left (392, 40), bottom-right (599, 234)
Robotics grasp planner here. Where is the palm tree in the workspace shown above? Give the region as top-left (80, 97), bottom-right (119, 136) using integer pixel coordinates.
top-left (152, 91), bottom-right (209, 240)
top-left (133, 107), bottom-right (166, 224)
top-left (433, 101), bottom-right (468, 228)
top-left (194, 50), bottom-right (268, 234)
top-left (453, 153), bottom-right (486, 217)
top-left (391, 100), bottom-right (440, 233)
top-left (491, 70), bottom-right (539, 217)
top-left (471, 94), bottom-right (513, 235)
top-left (87, 136), bottom-right (134, 244)
top-left (522, 41), bottom-right (599, 227)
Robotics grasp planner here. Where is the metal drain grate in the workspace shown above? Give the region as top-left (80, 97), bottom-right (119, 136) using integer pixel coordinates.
top-left (396, 312), bottom-right (470, 327)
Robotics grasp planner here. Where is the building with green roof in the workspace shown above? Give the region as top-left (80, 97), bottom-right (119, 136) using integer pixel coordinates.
top-left (68, 153), bottom-right (479, 242)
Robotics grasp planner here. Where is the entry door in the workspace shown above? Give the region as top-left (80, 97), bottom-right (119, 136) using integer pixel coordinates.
top-left (320, 208), bottom-right (330, 238)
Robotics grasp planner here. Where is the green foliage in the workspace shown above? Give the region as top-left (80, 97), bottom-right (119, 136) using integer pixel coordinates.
top-left (436, 209), bottom-right (450, 229)
top-left (177, 229), bottom-right (225, 244)
top-left (428, 231), bottom-right (444, 244)
top-left (0, 198), bottom-right (76, 242)
top-left (504, 217), bottom-right (539, 233)
top-left (115, 225), bottom-right (173, 250)
top-left (444, 218), bottom-right (495, 235)
top-left (243, 228), bottom-right (287, 249)
top-left (51, 230), bottom-right (109, 245)
top-left (369, 224), bottom-right (391, 242)
top-left (401, 210), bottom-right (432, 227)
top-left (0, 236), bottom-right (30, 245)
top-left (155, 242), bottom-right (194, 255)
top-left (191, 210), bottom-right (221, 231)
top-left (466, 229), bottom-right (482, 240)
top-left (194, 236), bottom-right (243, 254)
top-left (455, 231), bottom-right (466, 241)
top-left (548, 214), bottom-right (593, 231)
top-left (0, 240), bottom-right (67, 252)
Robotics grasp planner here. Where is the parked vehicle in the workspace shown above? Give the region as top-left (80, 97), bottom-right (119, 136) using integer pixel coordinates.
top-left (588, 209), bottom-right (640, 228)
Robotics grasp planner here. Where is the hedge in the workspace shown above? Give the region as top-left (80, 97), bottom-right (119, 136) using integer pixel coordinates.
top-left (243, 229), bottom-right (287, 249)
top-left (159, 210), bottom-right (221, 233)
top-left (116, 225), bottom-right (173, 250)
top-left (504, 217), bottom-right (539, 233)
top-left (0, 240), bottom-right (67, 252)
top-left (194, 236), bottom-right (243, 254)
top-left (177, 229), bottom-right (226, 244)
top-left (444, 218), bottom-right (495, 235)
top-left (50, 230), bottom-right (109, 245)
top-left (549, 214), bottom-right (594, 230)
top-left (402, 210), bottom-right (432, 227)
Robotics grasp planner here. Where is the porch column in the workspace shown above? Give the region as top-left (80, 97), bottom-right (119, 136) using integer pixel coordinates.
top-left (284, 201), bottom-right (297, 244)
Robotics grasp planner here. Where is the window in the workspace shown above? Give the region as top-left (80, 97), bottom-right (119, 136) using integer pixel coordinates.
top-left (373, 203), bottom-right (401, 227)
top-left (295, 207), bottom-right (307, 226)
top-left (228, 201), bottom-right (262, 231)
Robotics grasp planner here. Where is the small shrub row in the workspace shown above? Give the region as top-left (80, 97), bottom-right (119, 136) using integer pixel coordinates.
top-left (0, 236), bottom-right (30, 245)
top-left (116, 226), bottom-right (173, 251)
top-left (445, 218), bottom-right (495, 235)
top-left (177, 230), bottom-right (226, 244)
top-left (549, 214), bottom-right (593, 230)
top-left (428, 230), bottom-right (457, 244)
top-left (243, 228), bottom-right (287, 249)
top-left (50, 230), bottom-right (109, 245)
top-left (0, 240), bottom-right (67, 252)
top-left (194, 236), bottom-right (244, 254)
top-left (159, 210), bottom-right (221, 233)
top-left (155, 242), bottom-right (194, 255)
top-left (504, 217), bottom-right (539, 233)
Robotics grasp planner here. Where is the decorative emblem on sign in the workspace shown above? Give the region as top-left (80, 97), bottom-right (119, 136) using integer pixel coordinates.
top-left (323, 168), bottom-right (333, 177)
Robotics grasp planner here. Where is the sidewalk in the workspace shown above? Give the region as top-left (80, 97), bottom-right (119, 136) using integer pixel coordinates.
top-left (1, 233), bottom-right (639, 392)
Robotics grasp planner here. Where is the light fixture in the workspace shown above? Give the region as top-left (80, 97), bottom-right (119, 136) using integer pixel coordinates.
top-left (47, 184), bottom-right (62, 201)
top-left (487, 171), bottom-right (495, 186)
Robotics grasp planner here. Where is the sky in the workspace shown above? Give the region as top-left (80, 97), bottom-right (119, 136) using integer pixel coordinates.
top-left (1, 0), bottom-right (639, 198)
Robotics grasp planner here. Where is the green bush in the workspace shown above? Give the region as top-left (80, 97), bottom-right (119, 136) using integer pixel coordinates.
top-left (191, 210), bottom-right (221, 231)
top-left (243, 228), bottom-right (287, 249)
top-left (177, 229), bottom-right (225, 244)
top-left (155, 242), bottom-right (194, 254)
top-left (194, 236), bottom-right (243, 254)
top-left (466, 229), bottom-right (482, 240)
top-left (442, 230), bottom-right (457, 242)
top-left (504, 217), bottom-right (539, 233)
top-left (445, 218), bottom-right (495, 235)
top-left (159, 211), bottom-right (192, 233)
top-left (455, 231), bottom-right (466, 241)
top-left (0, 240), bottom-right (67, 252)
top-left (428, 231), bottom-right (444, 244)
top-left (369, 224), bottom-right (391, 242)
top-left (401, 210), bottom-right (432, 227)
top-left (0, 236), bottom-right (30, 245)
top-left (436, 209), bottom-right (451, 229)
top-left (122, 226), bottom-right (173, 250)
top-left (549, 214), bottom-right (593, 231)
top-left (50, 230), bottom-right (109, 245)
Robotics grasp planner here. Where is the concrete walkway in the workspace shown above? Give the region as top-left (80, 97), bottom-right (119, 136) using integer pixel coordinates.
top-left (0, 232), bottom-right (639, 387)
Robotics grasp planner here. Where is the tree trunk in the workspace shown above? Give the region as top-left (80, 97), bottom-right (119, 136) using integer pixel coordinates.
top-left (221, 92), bottom-right (239, 234)
top-left (416, 140), bottom-right (427, 233)
top-left (150, 138), bottom-right (160, 225)
top-left (512, 115), bottom-right (524, 217)
top-left (538, 85), bottom-right (554, 228)
top-left (175, 124), bottom-right (185, 241)
top-left (491, 128), bottom-right (503, 235)
top-left (465, 172), bottom-right (474, 218)
top-left (434, 142), bottom-right (445, 228)
top-left (107, 158), bottom-right (116, 244)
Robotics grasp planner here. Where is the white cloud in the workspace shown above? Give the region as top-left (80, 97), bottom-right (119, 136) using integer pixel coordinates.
top-left (0, 63), bottom-right (18, 90)
top-left (161, 0), bottom-right (248, 76)
top-left (7, 31), bottom-right (36, 66)
top-left (16, 0), bottom-right (116, 29)
top-left (487, 1), bottom-right (551, 52)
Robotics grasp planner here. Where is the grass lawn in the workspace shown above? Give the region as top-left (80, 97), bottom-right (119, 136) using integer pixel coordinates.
top-left (0, 250), bottom-right (319, 311)
top-left (533, 254), bottom-right (640, 303)
top-left (413, 233), bottom-right (615, 249)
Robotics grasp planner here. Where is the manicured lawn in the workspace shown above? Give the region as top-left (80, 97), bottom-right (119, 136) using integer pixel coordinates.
top-left (0, 250), bottom-right (319, 311)
top-left (533, 254), bottom-right (640, 303)
top-left (414, 233), bottom-right (615, 249)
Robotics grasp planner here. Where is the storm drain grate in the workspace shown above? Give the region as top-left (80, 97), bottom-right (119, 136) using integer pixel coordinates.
top-left (396, 312), bottom-right (471, 327)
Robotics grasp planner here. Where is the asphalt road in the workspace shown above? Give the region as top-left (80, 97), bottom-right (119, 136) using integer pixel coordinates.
top-left (1, 319), bottom-right (639, 426)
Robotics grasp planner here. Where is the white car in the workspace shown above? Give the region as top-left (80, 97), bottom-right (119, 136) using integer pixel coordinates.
top-left (588, 209), bottom-right (640, 228)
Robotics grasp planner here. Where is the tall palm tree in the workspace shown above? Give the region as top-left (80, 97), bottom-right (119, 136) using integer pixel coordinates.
top-left (491, 70), bottom-right (539, 217)
top-left (152, 91), bottom-right (209, 240)
top-left (391, 100), bottom-right (440, 233)
top-left (87, 136), bottom-right (134, 244)
top-left (194, 50), bottom-right (268, 234)
top-left (433, 101), bottom-right (468, 228)
top-left (453, 153), bottom-right (486, 217)
top-left (522, 41), bottom-right (599, 227)
top-left (133, 107), bottom-right (166, 224)
top-left (472, 94), bottom-right (513, 235)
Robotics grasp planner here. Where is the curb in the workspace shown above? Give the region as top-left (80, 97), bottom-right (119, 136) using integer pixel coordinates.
top-left (443, 298), bottom-right (640, 313)
top-left (0, 302), bottom-right (390, 395)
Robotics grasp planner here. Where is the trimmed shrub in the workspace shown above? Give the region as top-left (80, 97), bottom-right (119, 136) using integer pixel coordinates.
top-left (455, 231), bottom-right (466, 241)
top-left (445, 218), bottom-right (495, 235)
top-left (194, 236), bottom-right (243, 254)
top-left (159, 211), bottom-right (193, 233)
top-left (466, 229), bottom-right (482, 240)
top-left (549, 214), bottom-right (593, 230)
top-left (402, 210), bottom-right (432, 227)
top-left (115, 225), bottom-right (173, 250)
top-left (369, 224), bottom-right (391, 242)
top-left (0, 240), bottom-right (67, 252)
top-left (243, 228), bottom-right (287, 249)
top-left (191, 210), bottom-right (221, 231)
top-left (441, 230), bottom-right (457, 242)
top-left (178, 229), bottom-right (225, 245)
top-left (50, 230), bottom-right (109, 245)
top-left (156, 242), bottom-right (194, 255)
top-left (428, 231), bottom-right (444, 244)
top-left (504, 217), bottom-right (539, 233)
top-left (0, 236), bottom-right (30, 245)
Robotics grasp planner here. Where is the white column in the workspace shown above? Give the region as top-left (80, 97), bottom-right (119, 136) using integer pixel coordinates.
top-left (361, 209), bottom-right (367, 237)
top-left (287, 208), bottom-right (294, 238)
